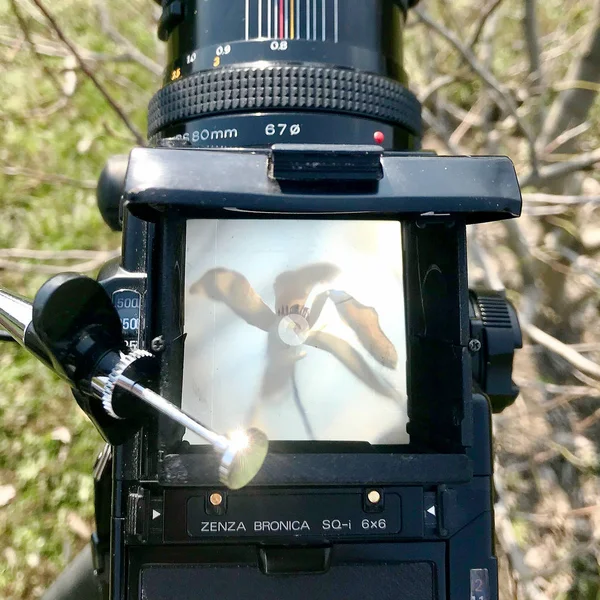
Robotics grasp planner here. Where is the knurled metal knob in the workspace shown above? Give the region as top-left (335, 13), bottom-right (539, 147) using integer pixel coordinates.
top-left (101, 349), bottom-right (154, 419)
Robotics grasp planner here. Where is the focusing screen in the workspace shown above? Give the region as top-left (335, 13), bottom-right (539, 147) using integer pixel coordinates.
top-left (182, 220), bottom-right (408, 444)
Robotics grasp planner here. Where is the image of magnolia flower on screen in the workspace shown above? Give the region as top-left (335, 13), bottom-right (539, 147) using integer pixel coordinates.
top-left (190, 262), bottom-right (401, 438)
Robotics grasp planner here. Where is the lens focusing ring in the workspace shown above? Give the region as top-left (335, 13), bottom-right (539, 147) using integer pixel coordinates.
top-left (148, 66), bottom-right (422, 139)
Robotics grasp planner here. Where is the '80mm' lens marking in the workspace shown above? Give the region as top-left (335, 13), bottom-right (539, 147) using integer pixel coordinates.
top-left (246, 0), bottom-right (339, 42)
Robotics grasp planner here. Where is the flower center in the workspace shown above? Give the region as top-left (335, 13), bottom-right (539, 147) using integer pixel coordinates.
top-left (277, 313), bottom-right (310, 346)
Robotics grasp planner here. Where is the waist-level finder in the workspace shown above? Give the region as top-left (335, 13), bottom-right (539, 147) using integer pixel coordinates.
top-left (0, 2), bottom-right (524, 599)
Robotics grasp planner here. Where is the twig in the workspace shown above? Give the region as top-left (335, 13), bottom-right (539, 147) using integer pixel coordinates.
top-left (500, 387), bottom-right (599, 419)
top-left (96, 3), bottom-right (162, 77)
top-left (28, 96), bottom-right (69, 120)
top-left (572, 367), bottom-right (600, 392)
top-left (522, 205), bottom-right (568, 216)
top-left (531, 244), bottom-right (598, 283)
top-left (541, 152), bottom-right (599, 163)
top-left (30, 0), bottom-right (145, 146)
top-left (468, 229), bottom-right (504, 290)
top-left (523, 193), bottom-right (600, 205)
top-left (417, 74), bottom-right (455, 105)
top-left (0, 30), bottom-right (65, 56)
top-left (414, 6), bottom-right (539, 176)
top-left (542, 394), bottom-right (599, 414)
top-left (544, 438), bottom-right (594, 470)
top-left (552, 80), bottom-right (600, 94)
top-left (515, 380), bottom-right (600, 396)
top-left (9, 0), bottom-right (63, 93)
top-left (421, 106), bottom-right (463, 155)
top-left (468, 0), bottom-right (504, 49)
top-left (566, 505), bottom-right (600, 517)
top-left (1, 164), bottom-right (96, 189)
top-left (495, 466), bottom-right (550, 599)
top-left (522, 342), bottom-right (600, 354)
top-left (541, 25), bottom-right (594, 63)
top-left (575, 407), bottom-right (600, 432)
top-left (523, 0), bottom-right (543, 89)
top-left (438, 99), bottom-right (485, 127)
top-left (522, 322), bottom-right (600, 380)
top-left (3, 28), bottom-right (24, 61)
top-left (0, 29), bottom-right (160, 66)
top-left (522, 537), bottom-right (597, 581)
top-left (551, 241), bottom-right (600, 279)
top-left (0, 249), bottom-right (117, 260)
top-left (0, 250), bottom-right (119, 274)
top-left (538, 0), bottom-right (600, 151)
top-left (514, 508), bottom-right (599, 525)
top-left (502, 448), bottom-right (562, 473)
top-left (503, 221), bottom-right (538, 292)
top-left (479, 4), bottom-right (501, 155)
top-left (519, 148), bottom-right (600, 188)
top-left (542, 121), bottom-right (591, 155)
top-left (449, 95), bottom-right (488, 147)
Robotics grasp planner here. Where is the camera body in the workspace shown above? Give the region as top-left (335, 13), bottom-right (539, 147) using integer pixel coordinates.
top-left (0, 3), bottom-right (525, 599)
top-left (94, 143), bottom-right (522, 600)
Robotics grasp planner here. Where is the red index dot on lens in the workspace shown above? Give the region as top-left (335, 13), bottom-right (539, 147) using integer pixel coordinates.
top-left (374, 131), bottom-right (385, 145)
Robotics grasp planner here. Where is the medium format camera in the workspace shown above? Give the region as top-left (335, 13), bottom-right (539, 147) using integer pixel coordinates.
top-left (0, 1), bottom-right (523, 599)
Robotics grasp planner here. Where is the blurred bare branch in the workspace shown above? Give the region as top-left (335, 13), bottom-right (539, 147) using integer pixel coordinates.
top-left (522, 323), bottom-right (600, 380)
top-left (468, 0), bottom-right (504, 49)
top-left (30, 0), bottom-right (145, 145)
top-left (449, 95), bottom-right (487, 148)
top-left (421, 106), bottom-right (463, 155)
top-left (8, 0), bottom-right (62, 93)
top-left (522, 205), bottom-right (569, 217)
top-left (414, 5), bottom-right (539, 174)
top-left (519, 147), bottom-right (600, 188)
top-left (0, 249), bottom-right (120, 274)
top-left (523, 0), bottom-right (543, 90)
top-left (495, 466), bottom-right (551, 600)
top-left (96, 3), bottom-right (162, 77)
top-left (538, 0), bottom-right (600, 153)
top-left (417, 74), bottom-right (455, 105)
top-left (0, 249), bottom-right (117, 259)
top-left (523, 193), bottom-right (600, 205)
top-left (1, 163), bottom-right (96, 189)
top-left (542, 121), bottom-right (591, 155)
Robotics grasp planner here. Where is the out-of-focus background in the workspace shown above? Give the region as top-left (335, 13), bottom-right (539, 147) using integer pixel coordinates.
top-left (0, 0), bottom-right (598, 598)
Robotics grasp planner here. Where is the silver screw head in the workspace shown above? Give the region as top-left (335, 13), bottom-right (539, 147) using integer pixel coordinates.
top-left (469, 339), bottom-right (482, 352)
top-left (151, 335), bottom-right (166, 352)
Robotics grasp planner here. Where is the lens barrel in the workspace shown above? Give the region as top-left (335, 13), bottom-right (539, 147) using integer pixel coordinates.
top-left (150, 0), bottom-right (422, 149)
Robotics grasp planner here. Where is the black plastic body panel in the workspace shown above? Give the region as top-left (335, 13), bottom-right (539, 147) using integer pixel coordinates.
top-left (122, 147), bottom-right (521, 224)
top-left (159, 451), bottom-right (473, 486)
top-left (131, 543), bottom-right (445, 600)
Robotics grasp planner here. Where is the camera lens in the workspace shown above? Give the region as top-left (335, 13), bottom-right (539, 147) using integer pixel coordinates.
top-left (149, 0), bottom-right (422, 149)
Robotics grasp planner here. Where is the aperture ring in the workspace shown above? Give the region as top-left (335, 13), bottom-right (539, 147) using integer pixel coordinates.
top-left (148, 66), bottom-right (422, 138)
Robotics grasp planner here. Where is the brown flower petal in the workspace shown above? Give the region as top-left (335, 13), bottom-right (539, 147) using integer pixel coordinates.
top-left (190, 268), bottom-right (276, 332)
top-left (330, 292), bottom-right (398, 369)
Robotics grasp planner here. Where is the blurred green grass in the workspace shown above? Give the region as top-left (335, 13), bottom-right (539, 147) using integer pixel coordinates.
top-left (0, 1), bottom-right (159, 597)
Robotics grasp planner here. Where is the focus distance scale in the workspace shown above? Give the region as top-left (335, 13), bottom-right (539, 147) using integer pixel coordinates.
top-left (243, 0), bottom-right (342, 42)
